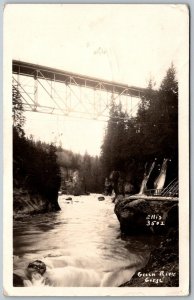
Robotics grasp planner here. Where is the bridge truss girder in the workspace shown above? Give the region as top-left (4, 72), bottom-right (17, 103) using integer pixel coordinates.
top-left (12, 60), bottom-right (145, 121)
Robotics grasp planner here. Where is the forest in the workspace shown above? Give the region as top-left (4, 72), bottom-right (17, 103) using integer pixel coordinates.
top-left (13, 87), bottom-right (61, 211)
top-left (13, 63), bottom-right (178, 199)
top-left (101, 64), bottom-right (178, 192)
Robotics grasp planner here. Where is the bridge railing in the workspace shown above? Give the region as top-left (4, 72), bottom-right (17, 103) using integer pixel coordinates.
top-left (145, 179), bottom-right (179, 197)
top-left (145, 189), bottom-right (163, 196)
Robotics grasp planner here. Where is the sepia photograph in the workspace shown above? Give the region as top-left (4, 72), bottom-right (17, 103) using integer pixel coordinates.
top-left (3, 4), bottom-right (189, 296)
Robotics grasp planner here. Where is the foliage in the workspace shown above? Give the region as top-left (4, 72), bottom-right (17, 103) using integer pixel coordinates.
top-left (13, 89), bottom-right (61, 210)
top-left (13, 64), bottom-right (178, 197)
top-left (101, 101), bottom-right (128, 176)
top-left (80, 152), bottom-right (103, 193)
top-left (12, 87), bottom-right (25, 137)
top-left (101, 64), bottom-right (178, 188)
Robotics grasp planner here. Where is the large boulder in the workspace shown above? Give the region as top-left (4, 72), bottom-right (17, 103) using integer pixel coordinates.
top-left (114, 197), bottom-right (178, 235)
top-left (120, 228), bottom-right (179, 287)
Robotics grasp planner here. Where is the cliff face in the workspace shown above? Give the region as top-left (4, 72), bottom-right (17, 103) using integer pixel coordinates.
top-left (13, 188), bottom-right (60, 219)
top-left (13, 128), bottom-right (61, 218)
top-left (60, 169), bottom-right (84, 196)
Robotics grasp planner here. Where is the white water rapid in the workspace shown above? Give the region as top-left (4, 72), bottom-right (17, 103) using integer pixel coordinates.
top-left (13, 194), bottom-right (153, 287)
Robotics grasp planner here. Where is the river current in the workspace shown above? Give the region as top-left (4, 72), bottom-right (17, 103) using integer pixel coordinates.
top-left (13, 194), bottom-right (155, 287)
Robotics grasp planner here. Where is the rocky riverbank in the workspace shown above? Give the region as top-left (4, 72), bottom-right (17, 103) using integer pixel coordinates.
top-left (13, 188), bottom-right (60, 220)
top-left (115, 196), bottom-right (179, 287)
top-left (121, 228), bottom-right (179, 287)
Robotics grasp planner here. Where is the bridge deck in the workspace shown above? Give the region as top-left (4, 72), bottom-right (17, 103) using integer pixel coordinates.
top-left (13, 60), bottom-right (146, 98)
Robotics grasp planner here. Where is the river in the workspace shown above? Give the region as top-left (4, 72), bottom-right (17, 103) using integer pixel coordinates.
top-left (13, 194), bottom-right (156, 287)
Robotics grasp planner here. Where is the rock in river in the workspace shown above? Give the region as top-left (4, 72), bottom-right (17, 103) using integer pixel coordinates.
top-left (98, 196), bottom-right (105, 201)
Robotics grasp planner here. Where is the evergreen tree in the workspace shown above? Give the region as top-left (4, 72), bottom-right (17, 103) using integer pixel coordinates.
top-left (101, 64), bottom-right (179, 189)
top-left (101, 101), bottom-right (127, 176)
top-left (12, 87), bottom-right (25, 138)
top-left (13, 87), bottom-right (61, 211)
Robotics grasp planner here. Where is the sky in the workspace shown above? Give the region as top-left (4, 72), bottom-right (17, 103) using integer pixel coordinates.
top-left (6, 4), bottom-right (188, 156)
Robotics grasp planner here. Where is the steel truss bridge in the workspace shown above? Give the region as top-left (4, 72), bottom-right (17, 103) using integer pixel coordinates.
top-left (12, 60), bottom-right (146, 121)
